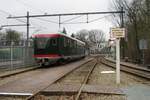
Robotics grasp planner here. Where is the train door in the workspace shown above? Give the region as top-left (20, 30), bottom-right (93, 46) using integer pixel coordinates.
top-left (49, 38), bottom-right (59, 54)
top-left (58, 36), bottom-right (66, 56)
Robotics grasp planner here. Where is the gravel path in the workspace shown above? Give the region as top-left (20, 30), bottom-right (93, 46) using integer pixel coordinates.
top-left (32, 60), bottom-right (96, 100)
top-left (56, 60), bottom-right (96, 84)
top-left (82, 63), bottom-right (150, 100)
top-left (88, 63), bottom-right (150, 88)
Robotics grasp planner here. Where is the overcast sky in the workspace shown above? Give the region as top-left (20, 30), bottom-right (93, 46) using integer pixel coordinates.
top-left (0, 0), bottom-right (116, 38)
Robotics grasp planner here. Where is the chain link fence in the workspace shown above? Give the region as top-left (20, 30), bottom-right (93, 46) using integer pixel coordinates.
top-left (0, 40), bottom-right (36, 73)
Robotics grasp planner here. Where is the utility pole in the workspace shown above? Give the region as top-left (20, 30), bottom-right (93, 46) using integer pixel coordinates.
top-left (25, 11), bottom-right (30, 64)
top-left (121, 7), bottom-right (124, 28)
top-left (120, 7), bottom-right (125, 59)
top-left (86, 14), bottom-right (89, 23)
top-left (58, 15), bottom-right (61, 31)
top-left (27, 11), bottom-right (29, 47)
top-left (146, 0), bottom-right (150, 24)
top-left (146, 0), bottom-right (150, 14)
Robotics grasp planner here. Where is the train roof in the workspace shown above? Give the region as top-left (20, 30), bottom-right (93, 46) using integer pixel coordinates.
top-left (32, 33), bottom-right (85, 45)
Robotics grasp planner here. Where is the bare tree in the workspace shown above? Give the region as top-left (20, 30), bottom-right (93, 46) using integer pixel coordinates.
top-left (110, 0), bottom-right (150, 63)
top-left (75, 29), bottom-right (89, 42)
top-left (75, 29), bottom-right (90, 53)
top-left (88, 29), bottom-right (105, 47)
top-left (75, 29), bottom-right (106, 54)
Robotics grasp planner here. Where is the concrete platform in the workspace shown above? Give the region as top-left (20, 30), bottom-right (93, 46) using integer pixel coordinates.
top-left (124, 84), bottom-right (150, 100)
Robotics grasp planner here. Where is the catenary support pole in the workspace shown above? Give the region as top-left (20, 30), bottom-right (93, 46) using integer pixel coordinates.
top-left (120, 7), bottom-right (125, 58)
top-left (26, 11), bottom-right (29, 64)
top-left (27, 11), bottom-right (29, 46)
top-left (59, 15), bottom-right (61, 31)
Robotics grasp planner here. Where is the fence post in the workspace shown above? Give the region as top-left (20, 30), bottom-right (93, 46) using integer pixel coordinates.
top-left (10, 41), bottom-right (13, 70)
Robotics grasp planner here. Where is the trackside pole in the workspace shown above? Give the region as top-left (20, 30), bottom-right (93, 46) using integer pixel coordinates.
top-left (10, 41), bottom-right (13, 70)
top-left (111, 27), bottom-right (125, 84)
top-left (116, 38), bottom-right (120, 84)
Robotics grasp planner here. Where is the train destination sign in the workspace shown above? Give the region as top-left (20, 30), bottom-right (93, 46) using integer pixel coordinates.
top-left (111, 28), bottom-right (125, 38)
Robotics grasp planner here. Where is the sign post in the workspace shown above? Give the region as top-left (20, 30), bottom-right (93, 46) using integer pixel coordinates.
top-left (116, 38), bottom-right (120, 84)
top-left (111, 28), bottom-right (125, 84)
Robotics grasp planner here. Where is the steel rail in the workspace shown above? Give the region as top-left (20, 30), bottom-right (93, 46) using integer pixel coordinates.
top-left (75, 59), bottom-right (98, 100)
top-left (107, 59), bottom-right (150, 73)
top-left (26, 58), bottom-right (94, 100)
top-left (101, 58), bottom-right (150, 80)
top-left (0, 65), bottom-right (40, 78)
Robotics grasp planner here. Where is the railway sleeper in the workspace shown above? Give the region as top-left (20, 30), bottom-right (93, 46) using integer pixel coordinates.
top-left (39, 84), bottom-right (125, 96)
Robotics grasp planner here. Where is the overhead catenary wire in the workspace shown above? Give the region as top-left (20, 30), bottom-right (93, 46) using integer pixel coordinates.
top-left (7, 11), bottom-right (124, 28)
top-left (31, 16), bottom-right (85, 29)
top-left (32, 15), bottom-right (84, 25)
top-left (7, 10), bottom-right (124, 34)
top-left (30, 20), bottom-right (47, 29)
top-left (0, 9), bottom-right (46, 31)
top-left (15, 0), bottom-right (45, 13)
top-left (62, 22), bottom-right (87, 24)
top-left (33, 17), bottom-right (58, 24)
top-left (0, 9), bottom-right (26, 23)
top-left (61, 15), bottom-right (83, 23)
top-left (62, 15), bottom-right (111, 24)
top-left (0, 10), bottom-right (11, 17)
top-left (88, 15), bottom-right (112, 23)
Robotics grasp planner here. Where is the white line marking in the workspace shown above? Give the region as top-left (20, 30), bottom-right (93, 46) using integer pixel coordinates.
top-left (0, 92), bottom-right (33, 96)
top-left (101, 71), bottom-right (115, 74)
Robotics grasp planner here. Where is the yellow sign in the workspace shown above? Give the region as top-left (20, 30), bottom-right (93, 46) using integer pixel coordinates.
top-left (111, 28), bottom-right (125, 38)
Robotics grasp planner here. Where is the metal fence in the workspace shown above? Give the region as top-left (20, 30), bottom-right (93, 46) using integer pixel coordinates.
top-left (0, 40), bottom-right (36, 73)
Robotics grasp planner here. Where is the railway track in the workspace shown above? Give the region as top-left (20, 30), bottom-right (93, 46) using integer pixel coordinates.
top-left (0, 57), bottom-right (149, 100)
top-left (0, 58), bottom-right (93, 100)
top-left (101, 57), bottom-right (150, 80)
top-left (1, 57), bottom-right (148, 100)
top-left (73, 59), bottom-right (97, 100)
top-left (29, 58), bottom-right (125, 100)
top-left (27, 59), bottom-right (98, 100)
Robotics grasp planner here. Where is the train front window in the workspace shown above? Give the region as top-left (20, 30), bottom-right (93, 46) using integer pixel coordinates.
top-left (35, 38), bottom-right (49, 49)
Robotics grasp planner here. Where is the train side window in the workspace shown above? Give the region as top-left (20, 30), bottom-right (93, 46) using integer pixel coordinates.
top-left (51, 38), bottom-right (57, 46)
top-left (73, 41), bottom-right (75, 48)
top-left (64, 38), bottom-right (67, 47)
top-left (75, 41), bottom-right (77, 48)
top-left (70, 40), bottom-right (73, 47)
top-left (67, 39), bottom-right (70, 46)
top-left (67, 39), bottom-right (70, 44)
